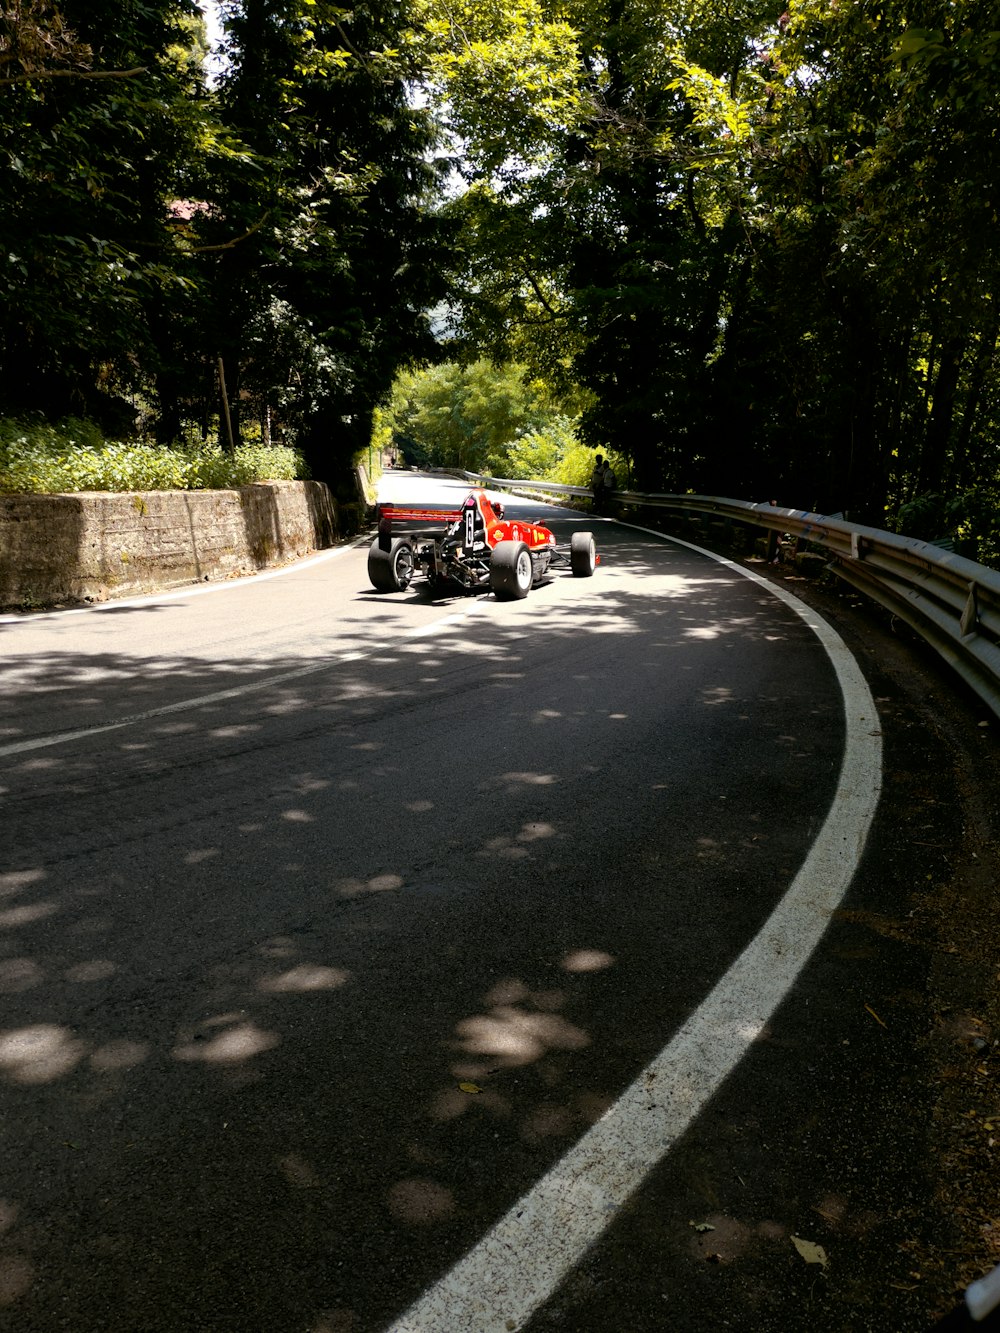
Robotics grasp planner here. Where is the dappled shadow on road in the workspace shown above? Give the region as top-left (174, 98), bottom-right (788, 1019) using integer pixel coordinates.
top-left (0, 545), bottom-right (845, 1331)
top-left (0, 536), bottom-right (806, 746)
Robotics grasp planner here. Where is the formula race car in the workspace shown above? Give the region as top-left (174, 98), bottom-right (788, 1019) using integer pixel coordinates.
top-left (368, 489), bottom-right (598, 600)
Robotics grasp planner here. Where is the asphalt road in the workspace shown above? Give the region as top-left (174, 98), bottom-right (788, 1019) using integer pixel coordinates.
top-left (0, 474), bottom-right (977, 1332)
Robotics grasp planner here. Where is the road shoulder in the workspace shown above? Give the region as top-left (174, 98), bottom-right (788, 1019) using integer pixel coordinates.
top-left (716, 543), bottom-right (1000, 1322)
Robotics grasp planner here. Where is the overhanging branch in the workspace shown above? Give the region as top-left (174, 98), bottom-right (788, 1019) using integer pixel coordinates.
top-left (0, 64), bottom-right (147, 84)
top-left (188, 212), bottom-right (272, 253)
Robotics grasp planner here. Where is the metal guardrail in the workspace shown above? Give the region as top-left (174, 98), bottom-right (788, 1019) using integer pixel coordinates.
top-left (453, 470), bottom-right (1000, 721)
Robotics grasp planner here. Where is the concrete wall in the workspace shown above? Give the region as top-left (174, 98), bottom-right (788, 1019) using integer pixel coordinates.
top-left (0, 480), bottom-right (351, 611)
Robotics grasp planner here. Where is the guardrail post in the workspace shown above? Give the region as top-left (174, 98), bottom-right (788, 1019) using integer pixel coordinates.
top-left (960, 581), bottom-right (979, 637)
top-left (851, 532), bottom-right (866, 560)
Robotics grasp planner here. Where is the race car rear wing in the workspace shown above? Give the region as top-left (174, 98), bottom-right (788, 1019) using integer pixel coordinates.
top-left (377, 505), bottom-right (462, 526)
top-left (376, 503), bottom-right (463, 552)
top-left (377, 493), bottom-right (500, 555)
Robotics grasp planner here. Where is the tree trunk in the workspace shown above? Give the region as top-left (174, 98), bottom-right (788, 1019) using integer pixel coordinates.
top-left (217, 357), bottom-right (236, 452)
top-left (952, 317), bottom-right (999, 490)
top-left (918, 336), bottom-right (964, 494)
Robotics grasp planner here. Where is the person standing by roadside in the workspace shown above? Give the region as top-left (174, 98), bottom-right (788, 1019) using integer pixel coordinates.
top-left (591, 454), bottom-right (607, 513)
top-left (602, 459), bottom-right (616, 511)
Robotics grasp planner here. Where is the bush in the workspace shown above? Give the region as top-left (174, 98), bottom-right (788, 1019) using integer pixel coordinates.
top-left (552, 442), bottom-right (627, 490)
top-left (0, 418), bottom-right (307, 493)
top-left (184, 443), bottom-right (307, 489)
top-left (895, 488), bottom-right (1000, 566)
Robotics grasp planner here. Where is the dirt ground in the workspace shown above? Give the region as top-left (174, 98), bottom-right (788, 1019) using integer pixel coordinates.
top-left (806, 578), bottom-right (1000, 1323)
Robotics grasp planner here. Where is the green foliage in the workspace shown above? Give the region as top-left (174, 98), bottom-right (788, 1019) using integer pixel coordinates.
top-left (0, 0), bottom-right (450, 496)
top-left (187, 442), bottom-right (306, 488)
top-left (205, 0), bottom-right (452, 479)
top-left (383, 359), bottom-right (630, 489)
top-left (386, 361), bottom-right (581, 475)
top-left (422, 0), bottom-right (777, 488)
top-left (894, 489), bottom-right (1000, 567)
top-left (413, 0), bottom-right (585, 178)
top-left (550, 442), bottom-right (623, 490)
top-left (419, 0), bottom-right (1000, 533)
top-left (5, 0), bottom-right (1000, 550)
top-left (506, 422), bottom-right (568, 480)
top-left (0, 418), bottom-right (305, 492)
top-left (0, 0), bottom-right (222, 422)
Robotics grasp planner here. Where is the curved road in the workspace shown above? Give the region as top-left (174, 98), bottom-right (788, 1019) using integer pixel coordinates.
top-left (0, 475), bottom-right (907, 1331)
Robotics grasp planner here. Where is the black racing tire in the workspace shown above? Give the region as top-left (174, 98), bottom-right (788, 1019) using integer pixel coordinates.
top-left (490, 540), bottom-right (532, 600)
top-left (368, 537), bottom-right (414, 592)
top-left (570, 531), bottom-right (597, 577)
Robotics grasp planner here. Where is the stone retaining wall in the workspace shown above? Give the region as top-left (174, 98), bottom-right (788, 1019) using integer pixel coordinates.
top-left (0, 480), bottom-right (348, 610)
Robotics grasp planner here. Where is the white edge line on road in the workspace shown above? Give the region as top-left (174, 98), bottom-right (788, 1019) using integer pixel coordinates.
top-left (386, 524), bottom-right (883, 1333)
top-left (0, 538), bottom-right (368, 625)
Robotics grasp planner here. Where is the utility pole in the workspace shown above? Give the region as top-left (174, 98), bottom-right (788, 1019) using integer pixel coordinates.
top-left (218, 356), bottom-right (235, 452)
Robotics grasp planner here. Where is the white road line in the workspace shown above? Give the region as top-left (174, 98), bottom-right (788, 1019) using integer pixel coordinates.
top-left (0, 540), bottom-right (364, 625)
top-left (0, 598), bottom-right (490, 759)
top-left (387, 529), bottom-right (882, 1333)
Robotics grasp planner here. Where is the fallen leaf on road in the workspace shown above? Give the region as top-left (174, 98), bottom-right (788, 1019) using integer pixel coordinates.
top-left (458, 1081), bottom-right (483, 1094)
top-left (865, 1004), bottom-right (888, 1028)
top-left (689, 1221), bottom-right (716, 1233)
top-left (792, 1235), bottom-right (829, 1269)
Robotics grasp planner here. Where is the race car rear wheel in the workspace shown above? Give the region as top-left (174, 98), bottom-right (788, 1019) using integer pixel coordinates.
top-left (490, 541), bottom-right (532, 600)
top-left (570, 531), bottom-right (597, 577)
top-left (368, 537), bottom-right (414, 592)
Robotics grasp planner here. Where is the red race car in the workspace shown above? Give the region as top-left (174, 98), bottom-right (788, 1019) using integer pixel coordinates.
top-left (368, 490), bottom-right (598, 600)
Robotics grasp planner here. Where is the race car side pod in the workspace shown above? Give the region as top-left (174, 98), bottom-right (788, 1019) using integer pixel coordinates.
top-left (933, 1262), bottom-right (1000, 1328)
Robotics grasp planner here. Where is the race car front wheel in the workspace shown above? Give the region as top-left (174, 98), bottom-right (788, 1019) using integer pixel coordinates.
top-left (490, 541), bottom-right (532, 600)
top-left (570, 531), bottom-right (597, 577)
top-left (368, 537), bottom-right (414, 592)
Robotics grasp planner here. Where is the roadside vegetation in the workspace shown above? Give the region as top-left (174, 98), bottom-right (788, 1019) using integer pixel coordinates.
top-left (376, 360), bottom-right (627, 490)
top-left (0, 418), bottom-right (305, 493)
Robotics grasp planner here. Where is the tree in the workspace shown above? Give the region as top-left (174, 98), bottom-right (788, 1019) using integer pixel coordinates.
top-left (416, 0), bottom-right (1000, 533)
top-left (713, 0), bottom-right (1000, 523)
top-left (1, 0), bottom-right (98, 85)
top-left (7, 0), bottom-right (1000, 543)
top-left (418, 0), bottom-right (777, 488)
top-left (0, 0), bottom-right (214, 424)
top-left (1, 0), bottom-right (451, 489)
top-left (387, 359), bottom-right (579, 474)
top-left (200, 0), bottom-right (451, 484)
